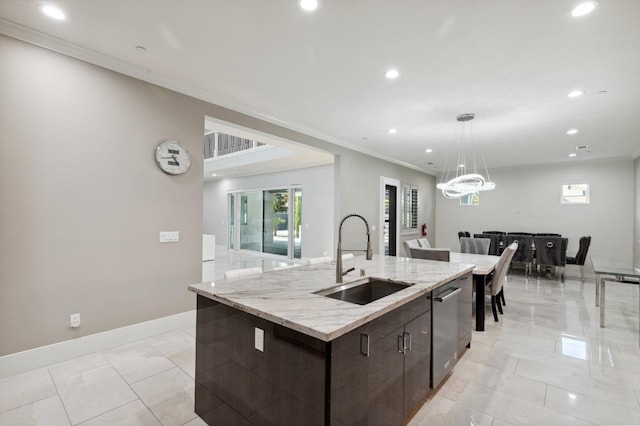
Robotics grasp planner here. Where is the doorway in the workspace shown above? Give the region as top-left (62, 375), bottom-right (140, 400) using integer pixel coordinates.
top-left (228, 186), bottom-right (302, 259)
top-left (380, 177), bottom-right (400, 256)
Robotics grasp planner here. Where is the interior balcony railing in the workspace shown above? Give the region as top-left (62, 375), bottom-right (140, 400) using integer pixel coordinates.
top-left (204, 132), bottom-right (266, 159)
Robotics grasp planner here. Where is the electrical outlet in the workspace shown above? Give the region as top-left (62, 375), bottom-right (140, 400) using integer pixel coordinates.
top-left (254, 327), bottom-right (264, 352)
top-left (159, 231), bottom-right (179, 243)
top-left (70, 313), bottom-right (81, 328)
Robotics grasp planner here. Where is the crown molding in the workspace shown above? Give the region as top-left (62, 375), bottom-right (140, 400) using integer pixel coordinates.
top-left (0, 18), bottom-right (430, 176)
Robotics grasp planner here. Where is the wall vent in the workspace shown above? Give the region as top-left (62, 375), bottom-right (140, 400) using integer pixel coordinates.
top-left (575, 145), bottom-right (590, 151)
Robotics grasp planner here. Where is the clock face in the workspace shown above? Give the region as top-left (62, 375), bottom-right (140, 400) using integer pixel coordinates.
top-left (155, 140), bottom-right (191, 175)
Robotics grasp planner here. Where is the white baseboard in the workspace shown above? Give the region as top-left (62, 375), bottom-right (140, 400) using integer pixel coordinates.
top-left (0, 310), bottom-right (196, 379)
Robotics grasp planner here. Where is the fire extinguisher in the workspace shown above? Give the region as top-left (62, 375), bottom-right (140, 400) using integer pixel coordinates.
top-left (422, 224), bottom-right (427, 237)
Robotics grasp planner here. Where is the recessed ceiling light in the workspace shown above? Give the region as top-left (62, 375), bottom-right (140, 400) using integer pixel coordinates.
top-left (425, 148), bottom-right (433, 153)
top-left (388, 128), bottom-right (397, 134)
top-left (40, 4), bottom-right (66, 20)
top-left (385, 69), bottom-right (399, 79)
top-left (299, 0), bottom-right (318, 11)
top-left (566, 129), bottom-right (579, 135)
top-left (568, 90), bottom-right (585, 98)
top-left (569, 153), bottom-right (577, 157)
top-left (458, 164), bottom-right (465, 168)
top-left (571, 1), bottom-right (599, 17)
top-left (211, 173), bottom-right (217, 177)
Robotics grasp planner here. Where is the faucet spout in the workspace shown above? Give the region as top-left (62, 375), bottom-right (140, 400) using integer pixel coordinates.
top-left (336, 214), bottom-right (373, 283)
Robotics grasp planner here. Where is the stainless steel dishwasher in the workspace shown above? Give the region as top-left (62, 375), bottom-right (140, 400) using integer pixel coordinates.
top-left (430, 281), bottom-right (461, 388)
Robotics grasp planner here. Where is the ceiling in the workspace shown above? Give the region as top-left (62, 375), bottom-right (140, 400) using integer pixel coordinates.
top-left (1, 0), bottom-right (639, 175)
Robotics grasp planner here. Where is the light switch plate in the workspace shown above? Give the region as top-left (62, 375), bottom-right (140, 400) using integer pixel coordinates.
top-left (254, 327), bottom-right (264, 352)
top-left (159, 231), bottom-right (179, 243)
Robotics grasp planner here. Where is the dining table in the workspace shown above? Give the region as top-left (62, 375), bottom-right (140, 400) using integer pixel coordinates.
top-left (591, 256), bottom-right (640, 328)
top-left (450, 252), bottom-right (501, 332)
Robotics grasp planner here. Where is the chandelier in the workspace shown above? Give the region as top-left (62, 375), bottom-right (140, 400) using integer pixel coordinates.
top-left (436, 113), bottom-right (496, 199)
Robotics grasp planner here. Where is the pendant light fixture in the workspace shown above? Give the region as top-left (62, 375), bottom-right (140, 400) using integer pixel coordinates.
top-left (436, 113), bottom-right (496, 199)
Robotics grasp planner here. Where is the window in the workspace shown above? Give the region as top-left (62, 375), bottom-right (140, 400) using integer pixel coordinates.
top-left (402, 184), bottom-right (418, 231)
top-left (561, 183), bottom-right (589, 204)
top-left (460, 192), bottom-right (479, 206)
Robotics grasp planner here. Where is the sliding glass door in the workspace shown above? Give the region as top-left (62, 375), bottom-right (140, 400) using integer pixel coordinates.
top-left (228, 186), bottom-right (302, 259)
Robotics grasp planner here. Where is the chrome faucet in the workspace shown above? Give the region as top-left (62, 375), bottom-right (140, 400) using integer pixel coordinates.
top-left (336, 214), bottom-right (373, 283)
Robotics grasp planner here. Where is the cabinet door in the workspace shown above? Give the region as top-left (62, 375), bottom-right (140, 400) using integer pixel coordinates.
top-left (403, 310), bottom-right (431, 417)
top-left (457, 273), bottom-right (472, 357)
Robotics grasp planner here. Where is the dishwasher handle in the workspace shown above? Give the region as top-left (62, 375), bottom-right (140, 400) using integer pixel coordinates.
top-left (434, 287), bottom-right (462, 303)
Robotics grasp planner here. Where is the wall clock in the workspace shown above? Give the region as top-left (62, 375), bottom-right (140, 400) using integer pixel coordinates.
top-left (155, 140), bottom-right (191, 175)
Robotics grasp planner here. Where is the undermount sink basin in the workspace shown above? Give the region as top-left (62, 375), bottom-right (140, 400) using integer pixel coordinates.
top-left (314, 277), bottom-right (414, 305)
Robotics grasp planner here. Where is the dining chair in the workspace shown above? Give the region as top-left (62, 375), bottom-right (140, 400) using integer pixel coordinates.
top-left (486, 242), bottom-right (518, 322)
top-left (534, 236), bottom-right (568, 282)
top-left (534, 233), bottom-right (562, 237)
top-left (507, 232), bottom-right (534, 236)
top-left (458, 231), bottom-right (471, 239)
top-left (503, 234), bottom-right (534, 277)
top-left (409, 247), bottom-right (451, 262)
top-left (474, 233), bottom-right (502, 256)
top-left (460, 237), bottom-right (490, 255)
top-left (224, 267), bottom-right (263, 280)
top-left (566, 236), bottom-right (591, 282)
top-left (417, 238), bottom-right (431, 248)
top-left (402, 239), bottom-right (422, 257)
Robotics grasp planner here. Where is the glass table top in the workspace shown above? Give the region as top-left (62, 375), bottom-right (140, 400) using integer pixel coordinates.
top-left (591, 256), bottom-right (640, 277)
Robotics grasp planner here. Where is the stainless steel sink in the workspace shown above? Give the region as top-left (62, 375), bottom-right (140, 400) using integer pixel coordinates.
top-left (314, 277), bottom-right (414, 305)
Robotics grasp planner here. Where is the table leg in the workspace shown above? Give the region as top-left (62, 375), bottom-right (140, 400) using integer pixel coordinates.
top-left (595, 273), bottom-right (600, 307)
top-left (475, 275), bottom-right (486, 332)
top-left (599, 277), bottom-right (606, 328)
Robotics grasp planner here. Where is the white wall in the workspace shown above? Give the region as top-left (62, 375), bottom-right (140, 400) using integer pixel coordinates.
top-left (204, 165), bottom-right (335, 258)
top-left (435, 158), bottom-right (635, 278)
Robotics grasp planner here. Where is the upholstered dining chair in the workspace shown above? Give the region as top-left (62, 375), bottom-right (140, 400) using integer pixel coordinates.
top-left (503, 234), bottom-right (534, 277)
top-left (534, 236), bottom-right (568, 282)
top-left (460, 237), bottom-right (490, 255)
top-left (417, 238), bottom-right (431, 248)
top-left (566, 236), bottom-right (591, 282)
top-left (486, 242), bottom-right (518, 322)
top-left (474, 233), bottom-right (502, 256)
top-left (409, 247), bottom-right (451, 262)
top-left (402, 239), bottom-right (422, 257)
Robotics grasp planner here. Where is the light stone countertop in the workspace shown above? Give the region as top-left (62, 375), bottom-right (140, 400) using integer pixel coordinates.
top-left (188, 255), bottom-right (475, 342)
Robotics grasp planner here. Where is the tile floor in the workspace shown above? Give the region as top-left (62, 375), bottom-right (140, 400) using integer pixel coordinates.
top-left (1, 251), bottom-right (639, 425)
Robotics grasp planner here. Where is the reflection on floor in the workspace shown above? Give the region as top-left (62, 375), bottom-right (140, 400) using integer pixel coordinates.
top-left (2, 255), bottom-right (639, 425)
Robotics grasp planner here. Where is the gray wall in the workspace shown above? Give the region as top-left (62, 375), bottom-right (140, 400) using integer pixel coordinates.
top-left (203, 165), bottom-right (335, 258)
top-left (0, 35), bottom-right (437, 356)
top-left (0, 35), bottom-right (204, 355)
top-left (435, 158), bottom-right (635, 277)
top-left (635, 156), bottom-right (640, 267)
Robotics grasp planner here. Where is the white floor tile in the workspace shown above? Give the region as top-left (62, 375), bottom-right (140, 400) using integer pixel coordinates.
top-left (0, 395), bottom-right (70, 426)
top-left (0, 368), bottom-right (57, 414)
top-left (103, 341), bottom-right (175, 384)
top-left (53, 364), bottom-right (137, 424)
top-left (130, 367), bottom-right (196, 426)
top-left (78, 400), bottom-right (160, 426)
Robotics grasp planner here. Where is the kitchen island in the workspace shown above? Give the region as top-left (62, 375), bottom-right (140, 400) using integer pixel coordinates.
top-left (189, 255), bottom-right (474, 425)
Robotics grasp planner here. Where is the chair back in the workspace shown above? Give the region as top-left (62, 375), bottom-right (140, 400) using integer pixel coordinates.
top-left (409, 247), bottom-right (450, 262)
top-left (508, 232), bottom-right (534, 236)
top-left (224, 267), bottom-right (262, 280)
top-left (474, 233), bottom-right (502, 256)
top-left (503, 234), bottom-right (533, 263)
top-left (573, 236), bottom-right (592, 265)
top-left (490, 242), bottom-right (518, 296)
top-left (534, 233), bottom-right (561, 237)
top-left (458, 231), bottom-right (471, 239)
top-left (402, 239), bottom-right (421, 257)
top-left (483, 231), bottom-right (505, 235)
top-left (460, 237), bottom-right (490, 255)
top-left (417, 238), bottom-right (431, 248)
top-left (534, 236), bottom-right (568, 267)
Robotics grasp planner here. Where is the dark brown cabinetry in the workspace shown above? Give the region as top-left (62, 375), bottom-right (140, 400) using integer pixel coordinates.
top-left (456, 273), bottom-right (473, 357)
top-left (194, 293), bottom-right (431, 426)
